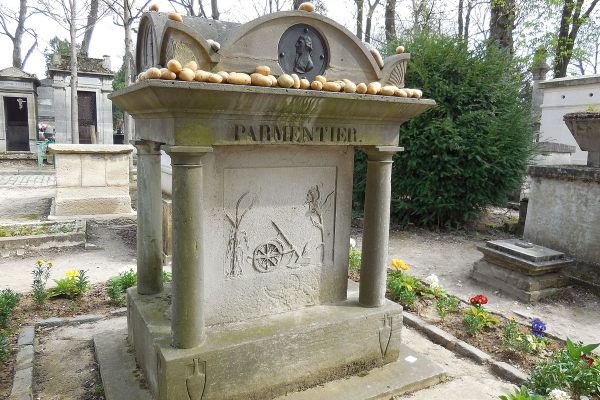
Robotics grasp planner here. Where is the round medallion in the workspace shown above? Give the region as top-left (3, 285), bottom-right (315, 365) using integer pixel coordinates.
top-left (278, 24), bottom-right (329, 82)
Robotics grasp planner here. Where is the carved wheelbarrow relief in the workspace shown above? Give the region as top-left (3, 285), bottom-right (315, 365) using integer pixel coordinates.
top-left (252, 221), bottom-right (311, 273)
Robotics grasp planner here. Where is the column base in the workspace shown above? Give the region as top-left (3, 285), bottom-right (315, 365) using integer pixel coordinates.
top-left (127, 284), bottom-right (403, 400)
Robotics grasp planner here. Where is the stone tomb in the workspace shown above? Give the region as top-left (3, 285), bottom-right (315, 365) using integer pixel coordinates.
top-left (109, 9), bottom-right (437, 400)
top-left (472, 239), bottom-right (572, 302)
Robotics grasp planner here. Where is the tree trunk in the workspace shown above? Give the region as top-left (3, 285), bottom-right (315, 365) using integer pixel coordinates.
top-left (211, 0), bottom-right (219, 19)
top-left (293, 0), bottom-right (302, 8)
top-left (11, 0), bottom-right (27, 68)
top-left (384, 0), bottom-right (396, 42)
top-left (458, 0), bottom-right (464, 37)
top-left (464, 0), bottom-right (473, 40)
top-left (80, 0), bottom-right (98, 56)
top-left (489, 0), bottom-right (515, 54)
top-left (70, 0), bottom-right (79, 144)
top-left (365, 0), bottom-right (380, 43)
top-left (355, 0), bottom-right (364, 40)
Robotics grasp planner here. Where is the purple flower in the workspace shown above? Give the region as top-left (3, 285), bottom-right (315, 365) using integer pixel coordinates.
top-left (531, 318), bottom-right (547, 338)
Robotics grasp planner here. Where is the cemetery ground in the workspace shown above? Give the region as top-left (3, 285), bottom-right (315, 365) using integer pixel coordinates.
top-left (0, 180), bottom-right (599, 399)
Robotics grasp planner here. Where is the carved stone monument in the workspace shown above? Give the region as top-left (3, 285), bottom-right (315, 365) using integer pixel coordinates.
top-left (107, 9), bottom-right (438, 400)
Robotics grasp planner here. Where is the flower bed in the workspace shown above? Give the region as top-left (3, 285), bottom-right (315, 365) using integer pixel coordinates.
top-left (0, 220), bottom-right (86, 257)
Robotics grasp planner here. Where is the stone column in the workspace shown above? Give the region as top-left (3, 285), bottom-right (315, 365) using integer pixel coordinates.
top-left (359, 146), bottom-right (403, 307)
top-left (133, 140), bottom-right (164, 295)
top-left (165, 146), bottom-right (213, 349)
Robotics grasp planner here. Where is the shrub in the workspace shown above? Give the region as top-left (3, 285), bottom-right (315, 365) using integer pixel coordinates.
top-left (0, 289), bottom-right (20, 329)
top-left (32, 260), bottom-right (52, 306)
top-left (499, 386), bottom-right (545, 400)
top-left (49, 269), bottom-right (90, 299)
top-left (348, 249), bottom-right (362, 271)
top-left (463, 306), bottom-right (499, 335)
top-left (387, 269), bottom-right (421, 308)
top-left (106, 268), bottom-right (171, 305)
top-left (435, 295), bottom-right (459, 318)
top-left (354, 34), bottom-right (534, 227)
top-left (527, 339), bottom-right (600, 397)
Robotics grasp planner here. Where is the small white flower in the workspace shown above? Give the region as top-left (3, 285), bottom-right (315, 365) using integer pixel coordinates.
top-left (423, 274), bottom-right (440, 288)
top-left (548, 389), bottom-right (572, 400)
top-left (349, 238), bottom-right (356, 249)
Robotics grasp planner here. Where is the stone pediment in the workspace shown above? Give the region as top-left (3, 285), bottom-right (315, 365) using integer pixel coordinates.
top-left (136, 10), bottom-right (409, 86)
top-left (0, 66), bottom-right (39, 83)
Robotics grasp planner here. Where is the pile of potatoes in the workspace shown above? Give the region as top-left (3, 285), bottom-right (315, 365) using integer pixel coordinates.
top-left (137, 60), bottom-right (423, 99)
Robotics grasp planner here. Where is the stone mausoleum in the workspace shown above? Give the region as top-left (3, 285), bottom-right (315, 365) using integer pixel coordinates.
top-left (0, 67), bottom-right (39, 152)
top-left (107, 9), bottom-right (439, 400)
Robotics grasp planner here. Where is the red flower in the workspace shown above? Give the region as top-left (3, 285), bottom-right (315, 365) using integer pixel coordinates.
top-left (469, 294), bottom-right (488, 306)
top-left (581, 354), bottom-right (595, 367)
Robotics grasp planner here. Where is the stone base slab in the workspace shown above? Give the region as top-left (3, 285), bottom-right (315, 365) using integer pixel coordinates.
top-left (95, 331), bottom-right (445, 400)
top-left (478, 245), bottom-right (573, 276)
top-left (52, 187), bottom-right (133, 217)
top-left (472, 260), bottom-right (568, 302)
top-left (127, 286), bottom-right (404, 400)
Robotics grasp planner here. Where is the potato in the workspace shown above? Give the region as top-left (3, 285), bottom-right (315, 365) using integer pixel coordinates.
top-left (168, 12), bottom-right (183, 22)
top-left (323, 82), bottom-right (341, 92)
top-left (370, 48), bottom-right (384, 69)
top-left (404, 88), bottom-right (415, 97)
top-left (315, 75), bottom-right (326, 84)
top-left (207, 39), bottom-right (220, 52)
top-left (217, 71), bottom-right (230, 82)
top-left (413, 89), bottom-right (423, 98)
top-left (137, 72), bottom-right (145, 82)
top-left (298, 2), bottom-right (315, 12)
top-left (208, 73), bottom-right (224, 83)
top-left (161, 70), bottom-right (176, 80)
top-left (194, 70), bottom-right (210, 82)
top-left (336, 80), bottom-right (346, 89)
top-left (251, 73), bottom-right (272, 87)
top-left (310, 80), bottom-right (323, 90)
top-left (228, 72), bottom-right (251, 85)
top-left (184, 61), bottom-right (198, 71)
top-left (145, 67), bottom-right (161, 79)
top-left (255, 65), bottom-right (271, 76)
top-left (367, 82), bottom-right (381, 95)
top-left (343, 81), bottom-right (357, 93)
top-left (277, 74), bottom-right (295, 88)
top-left (167, 59), bottom-right (182, 74)
top-left (178, 68), bottom-right (195, 81)
top-left (396, 45), bottom-right (405, 54)
top-left (149, 4), bottom-right (159, 11)
top-left (356, 83), bottom-right (368, 94)
top-left (380, 85), bottom-right (396, 96)
top-left (291, 73), bottom-right (301, 89)
top-left (394, 88), bottom-right (408, 97)
top-left (299, 78), bottom-right (310, 89)
top-left (268, 75), bottom-right (278, 86)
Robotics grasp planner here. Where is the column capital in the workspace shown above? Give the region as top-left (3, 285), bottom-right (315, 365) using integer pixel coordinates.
top-left (164, 146), bottom-right (213, 166)
top-left (131, 140), bottom-right (162, 155)
top-left (361, 146), bottom-right (404, 161)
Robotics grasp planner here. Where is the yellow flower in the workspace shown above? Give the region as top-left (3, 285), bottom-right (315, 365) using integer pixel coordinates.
top-left (405, 284), bottom-right (413, 291)
top-left (391, 259), bottom-right (410, 271)
top-left (65, 269), bottom-right (79, 279)
top-left (47, 262), bottom-right (53, 267)
top-left (36, 259), bottom-right (45, 264)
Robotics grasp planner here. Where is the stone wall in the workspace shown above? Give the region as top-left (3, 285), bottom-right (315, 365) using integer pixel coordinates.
top-left (538, 74), bottom-right (600, 165)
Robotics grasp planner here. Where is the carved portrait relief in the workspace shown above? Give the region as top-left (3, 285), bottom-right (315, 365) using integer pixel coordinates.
top-left (278, 24), bottom-right (328, 82)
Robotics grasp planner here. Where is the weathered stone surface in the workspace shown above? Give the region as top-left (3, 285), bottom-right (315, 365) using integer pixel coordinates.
top-left (491, 361), bottom-right (528, 384)
top-left (49, 144), bottom-right (134, 154)
top-left (421, 323), bottom-right (458, 349)
top-left (478, 243), bottom-right (573, 276)
top-left (472, 260), bottom-right (567, 303)
top-left (524, 169), bottom-right (600, 282)
top-left (14, 345), bottom-right (34, 370)
top-left (17, 326), bottom-right (34, 346)
top-left (128, 286), bottom-right (403, 400)
top-left (9, 367), bottom-right (32, 399)
top-left (486, 239), bottom-right (565, 263)
top-left (455, 340), bottom-right (492, 365)
top-left (402, 311), bottom-right (426, 329)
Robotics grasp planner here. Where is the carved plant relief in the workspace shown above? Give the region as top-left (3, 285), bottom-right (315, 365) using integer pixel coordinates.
top-left (225, 192), bottom-right (254, 278)
top-left (186, 359), bottom-right (206, 400)
top-left (305, 185), bottom-right (334, 265)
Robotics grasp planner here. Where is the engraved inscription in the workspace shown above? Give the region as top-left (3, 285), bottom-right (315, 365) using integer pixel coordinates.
top-left (186, 359), bottom-right (206, 400)
top-left (233, 124), bottom-right (359, 144)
